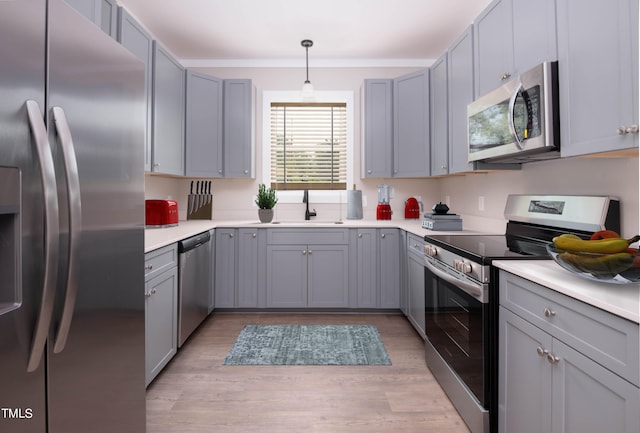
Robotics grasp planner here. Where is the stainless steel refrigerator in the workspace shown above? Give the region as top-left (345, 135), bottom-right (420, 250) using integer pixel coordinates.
top-left (0, 1), bottom-right (146, 432)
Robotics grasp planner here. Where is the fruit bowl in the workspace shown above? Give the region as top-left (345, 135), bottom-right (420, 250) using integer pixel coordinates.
top-left (546, 244), bottom-right (640, 284)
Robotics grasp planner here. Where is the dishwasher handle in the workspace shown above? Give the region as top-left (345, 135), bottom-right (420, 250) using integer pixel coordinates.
top-left (178, 231), bottom-right (211, 253)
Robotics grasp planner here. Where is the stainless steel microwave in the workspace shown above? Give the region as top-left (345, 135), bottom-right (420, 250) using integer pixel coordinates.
top-left (467, 61), bottom-right (560, 163)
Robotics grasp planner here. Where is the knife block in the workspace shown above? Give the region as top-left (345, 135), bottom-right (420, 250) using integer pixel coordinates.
top-left (186, 194), bottom-right (213, 220)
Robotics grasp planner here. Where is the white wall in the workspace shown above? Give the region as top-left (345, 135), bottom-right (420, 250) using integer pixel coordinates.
top-left (145, 66), bottom-right (639, 236)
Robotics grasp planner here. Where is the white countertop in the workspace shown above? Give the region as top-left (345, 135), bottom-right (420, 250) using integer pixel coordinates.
top-left (144, 218), bottom-right (480, 252)
top-left (494, 260), bottom-right (640, 324)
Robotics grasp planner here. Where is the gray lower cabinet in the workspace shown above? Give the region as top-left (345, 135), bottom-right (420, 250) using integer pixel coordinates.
top-left (214, 228), bottom-right (236, 308)
top-left (393, 69), bottom-right (430, 177)
top-left (379, 229), bottom-right (400, 308)
top-left (237, 228), bottom-right (259, 308)
top-left (266, 244), bottom-right (349, 308)
top-left (152, 41), bottom-right (185, 176)
top-left (499, 271), bottom-right (640, 433)
top-left (185, 70), bottom-right (223, 178)
top-left (362, 79), bottom-right (394, 178)
top-left (266, 229), bottom-right (349, 308)
top-left (557, 0), bottom-right (638, 157)
top-left (355, 228), bottom-right (400, 309)
top-left (406, 233), bottom-right (426, 339)
top-left (223, 79), bottom-right (253, 178)
top-left (208, 229), bottom-right (215, 313)
top-left (117, 7), bottom-right (153, 172)
top-left (144, 244), bottom-right (178, 387)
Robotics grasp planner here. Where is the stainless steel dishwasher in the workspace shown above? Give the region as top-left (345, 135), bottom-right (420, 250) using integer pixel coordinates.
top-left (177, 231), bottom-right (211, 347)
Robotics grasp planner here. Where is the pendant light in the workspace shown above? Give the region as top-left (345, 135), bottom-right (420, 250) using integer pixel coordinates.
top-left (301, 39), bottom-right (314, 99)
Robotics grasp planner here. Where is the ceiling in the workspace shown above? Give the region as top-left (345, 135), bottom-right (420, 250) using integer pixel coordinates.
top-left (117, 0), bottom-right (492, 68)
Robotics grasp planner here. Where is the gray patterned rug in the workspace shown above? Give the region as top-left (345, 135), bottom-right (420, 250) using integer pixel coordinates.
top-left (223, 324), bottom-right (391, 366)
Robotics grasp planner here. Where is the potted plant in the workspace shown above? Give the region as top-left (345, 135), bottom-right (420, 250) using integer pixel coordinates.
top-left (255, 183), bottom-right (277, 223)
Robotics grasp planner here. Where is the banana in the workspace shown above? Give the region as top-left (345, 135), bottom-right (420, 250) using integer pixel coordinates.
top-left (552, 234), bottom-right (640, 254)
top-left (558, 251), bottom-right (634, 276)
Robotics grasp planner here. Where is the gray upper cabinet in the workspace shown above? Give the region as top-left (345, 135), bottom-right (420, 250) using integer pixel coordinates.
top-left (362, 79), bottom-right (394, 178)
top-left (117, 7), bottom-right (153, 172)
top-left (65, 0), bottom-right (117, 38)
top-left (473, 0), bottom-right (512, 97)
top-left (393, 69), bottom-right (430, 177)
top-left (557, 0), bottom-right (638, 157)
top-left (448, 26), bottom-right (475, 174)
top-left (474, 0), bottom-right (557, 98)
top-left (223, 79), bottom-right (254, 178)
top-left (152, 41), bottom-right (185, 176)
top-left (185, 71), bottom-right (223, 178)
top-left (430, 53), bottom-right (449, 176)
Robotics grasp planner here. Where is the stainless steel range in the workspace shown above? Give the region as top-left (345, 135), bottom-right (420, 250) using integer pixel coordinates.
top-left (422, 195), bottom-right (620, 433)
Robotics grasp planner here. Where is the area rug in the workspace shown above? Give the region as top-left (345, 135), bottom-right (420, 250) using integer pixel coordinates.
top-left (223, 325), bottom-right (391, 366)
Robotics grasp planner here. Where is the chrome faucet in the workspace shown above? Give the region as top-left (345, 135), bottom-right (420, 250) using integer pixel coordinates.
top-left (302, 189), bottom-right (317, 220)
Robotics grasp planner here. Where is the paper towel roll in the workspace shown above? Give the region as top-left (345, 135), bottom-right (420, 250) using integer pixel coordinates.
top-left (347, 190), bottom-right (363, 219)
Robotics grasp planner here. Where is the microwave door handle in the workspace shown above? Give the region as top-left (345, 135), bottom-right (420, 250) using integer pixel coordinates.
top-left (51, 107), bottom-right (82, 354)
top-left (25, 100), bottom-right (60, 373)
top-left (507, 82), bottom-right (526, 150)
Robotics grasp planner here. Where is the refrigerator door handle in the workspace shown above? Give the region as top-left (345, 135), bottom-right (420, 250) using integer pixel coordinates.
top-left (51, 106), bottom-right (82, 354)
top-left (25, 100), bottom-right (60, 373)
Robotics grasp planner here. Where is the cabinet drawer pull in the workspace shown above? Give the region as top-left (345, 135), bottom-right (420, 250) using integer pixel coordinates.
top-left (145, 264), bottom-right (153, 271)
top-left (547, 354), bottom-right (561, 364)
top-left (500, 72), bottom-right (512, 80)
top-left (543, 307), bottom-right (556, 318)
top-left (536, 346), bottom-right (549, 357)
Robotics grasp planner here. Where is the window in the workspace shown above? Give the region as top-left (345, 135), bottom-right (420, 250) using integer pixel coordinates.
top-left (262, 91), bottom-right (353, 201)
top-left (270, 102), bottom-right (347, 190)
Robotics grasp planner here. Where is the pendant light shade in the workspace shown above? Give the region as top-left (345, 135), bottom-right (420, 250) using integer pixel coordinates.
top-left (301, 39), bottom-right (314, 99)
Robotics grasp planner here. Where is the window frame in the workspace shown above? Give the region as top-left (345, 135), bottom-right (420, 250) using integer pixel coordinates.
top-left (262, 90), bottom-right (354, 204)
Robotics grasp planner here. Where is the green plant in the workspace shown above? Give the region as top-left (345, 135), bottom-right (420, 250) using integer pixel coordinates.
top-left (255, 184), bottom-right (278, 209)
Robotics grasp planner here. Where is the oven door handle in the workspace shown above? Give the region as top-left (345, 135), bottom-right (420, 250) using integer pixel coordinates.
top-left (424, 258), bottom-right (487, 303)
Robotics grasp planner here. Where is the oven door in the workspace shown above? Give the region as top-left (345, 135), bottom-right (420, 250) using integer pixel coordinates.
top-left (424, 258), bottom-right (489, 407)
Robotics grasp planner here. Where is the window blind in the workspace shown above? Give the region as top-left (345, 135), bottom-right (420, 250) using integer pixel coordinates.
top-left (270, 102), bottom-right (347, 190)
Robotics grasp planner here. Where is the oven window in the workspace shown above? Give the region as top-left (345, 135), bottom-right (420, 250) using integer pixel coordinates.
top-left (425, 269), bottom-right (487, 406)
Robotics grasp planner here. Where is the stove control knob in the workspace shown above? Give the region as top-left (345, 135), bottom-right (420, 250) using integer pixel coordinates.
top-left (454, 259), bottom-right (473, 274)
top-left (424, 245), bottom-right (437, 257)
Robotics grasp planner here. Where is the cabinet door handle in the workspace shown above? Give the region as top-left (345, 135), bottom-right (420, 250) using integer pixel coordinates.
top-left (381, 233), bottom-right (386, 239)
top-left (500, 72), bottom-right (512, 81)
top-left (547, 354), bottom-right (561, 364)
top-left (308, 249), bottom-right (313, 255)
top-left (145, 264), bottom-right (153, 271)
top-left (536, 346), bottom-right (549, 357)
top-left (229, 233), bottom-right (234, 238)
top-left (543, 307), bottom-right (556, 318)
top-left (252, 233), bottom-right (256, 238)
top-left (618, 125), bottom-right (639, 134)
top-left (358, 233), bottom-right (363, 238)
top-left (302, 250), bottom-right (306, 255)
top-left (367, 169), bottom-right (372, 174)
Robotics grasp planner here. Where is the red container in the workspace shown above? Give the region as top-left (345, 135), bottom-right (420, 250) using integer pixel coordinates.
top-left (145, 200), bottom-right (179, 227)
top-left (376, 203), bottom-right (392, 220)
top-left (404, 197), bottom-right (420, 219)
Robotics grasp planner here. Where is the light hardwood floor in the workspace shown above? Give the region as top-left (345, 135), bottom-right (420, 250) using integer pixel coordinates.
top-left (146, 312), bottom-right (470, 433)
